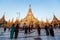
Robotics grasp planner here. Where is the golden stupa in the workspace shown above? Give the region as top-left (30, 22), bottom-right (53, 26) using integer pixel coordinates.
top-left (20, 5), bottom-right (39, 28)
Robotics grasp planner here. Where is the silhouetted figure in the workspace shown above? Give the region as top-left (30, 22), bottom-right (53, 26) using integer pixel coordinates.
top-left (28, 25), bottom-right (31, 33)
top-left (49, 25), bottom-right (54, 37)
top-left (37, 25), bottom-right (41, 35)
top-left (14, 24), bottom-right (19, 39)
top-left (24, 23), bottom-right (28, 34)
top-left (31, 25), bottom-right (33, 30)
top-left (59, 25), bottom-right (60, 29)
top-left (54, 24), bottom-right (57, 29)
top-left (45, 25), bottom-right (49, 36)
top-left (10, 24), bottom-right (15, 39)
top-left (4, 27), bottom-right (6, 32)
top-left (25, 26), bottom-right (28, 34)
top-left (9, 28), bottom-right (10, 31)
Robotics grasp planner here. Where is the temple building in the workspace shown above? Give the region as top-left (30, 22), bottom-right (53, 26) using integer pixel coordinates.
top-left (20, 5), bottom-right (39, 28)
top-left (51, 15), bottom-right (60, 27)
top-left (0, 5), bottom-right (60, 28)
top-left (0, 15), bottom-right (7, 27)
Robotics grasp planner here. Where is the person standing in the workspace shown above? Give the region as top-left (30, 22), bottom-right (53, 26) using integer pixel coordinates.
top-left (30, 24), bottom-right (33, 31)
top-left (4, 27), bottom-right (6, 32)
top-left (49, 25), bottom-right (54, 37)
top-left (14, 24), bottom-right (19, 39)
top-left (10, 24), bottom-right (15, 39)
top-left (37, 24), bottom-right (41, 36)
top-left (23, 23), bottom-right (28, 34)
top-left (45, 25), bottom-right (49, 36)
top-left (4, 25), bottom-right (7, 32)
top-left (28, 25), bottom-right (31, 33)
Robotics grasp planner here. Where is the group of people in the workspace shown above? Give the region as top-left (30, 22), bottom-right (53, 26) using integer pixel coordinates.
top-left (23, 23), bottom-right (33, 35)
top-left (10, 24), bottom-right (19, 39)
top-left (23, 24), bottom-right (55, 37)
top-left (45, 25), bottom-right (54, 37)
top-left (3, 23), bottom-right (55, 39)
top-left (36, 24), bottom-right (54, 37)
top-left (24, 24), bottom-right (55, 37)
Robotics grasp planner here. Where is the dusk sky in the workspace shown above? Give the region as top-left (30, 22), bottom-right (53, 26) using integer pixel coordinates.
top-left (0, 0), bottom-right (60, 21)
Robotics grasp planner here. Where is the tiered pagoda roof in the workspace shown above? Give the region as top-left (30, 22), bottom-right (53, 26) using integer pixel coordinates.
top-left (51, 15), bottom-right (60, 26)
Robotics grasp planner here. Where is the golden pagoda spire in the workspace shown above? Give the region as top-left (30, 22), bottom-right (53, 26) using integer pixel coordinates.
top-left (1, 14), bottom-right (5, 21)
top-left (51, 15), bottom-right (60, 26)
top-left (53, 15), bottom-right (59, 21)
top-left (27, 4), bottom-right (33, 16)
top-left (52, 12), bottom-right (58, 21)
top-left (0, 14), bottom-right (6, 24)
top-left (53, 15), bottom-right (57, 20)
top-left (29, 4), bottom-right (31, 8)
top-left (2, 12), bottom-right (6, 21)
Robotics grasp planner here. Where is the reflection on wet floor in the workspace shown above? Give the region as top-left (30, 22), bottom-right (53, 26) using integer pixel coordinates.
top-left (0, 28), bottom-right (60, 40)
top-left (34, 38), bottom-right (42, 40)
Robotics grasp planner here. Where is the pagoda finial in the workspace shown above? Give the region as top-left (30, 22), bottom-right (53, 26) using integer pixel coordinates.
top-left (29, 4), bottom-right (31, 8)
top-left (53, 14), bottom-right (56, 18)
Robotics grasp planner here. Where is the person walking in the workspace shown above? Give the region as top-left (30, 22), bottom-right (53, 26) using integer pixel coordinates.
top-left (14, 24), bottom-right (19, 39)
top-left (10, 24), bottom-right (15, 39)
